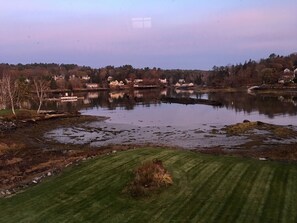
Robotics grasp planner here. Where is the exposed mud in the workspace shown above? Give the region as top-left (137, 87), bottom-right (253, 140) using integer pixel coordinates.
top-left (46, 119), bottom-right (297, 151)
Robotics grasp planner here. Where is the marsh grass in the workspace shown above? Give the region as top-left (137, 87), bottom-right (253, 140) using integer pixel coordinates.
top-left (0, 109), bottom-right (37, 120)
top-left (224, 121), bottom-right (297, 139)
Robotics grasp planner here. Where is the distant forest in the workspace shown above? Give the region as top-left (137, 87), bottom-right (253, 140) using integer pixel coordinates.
top-left (209, 53), bottom-right (297, 87)
top-left (0, 53), bottom-right (297, 89)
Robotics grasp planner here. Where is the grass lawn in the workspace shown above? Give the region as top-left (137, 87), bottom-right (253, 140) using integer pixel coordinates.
top-left (1, 147), bottom-right (297, 223)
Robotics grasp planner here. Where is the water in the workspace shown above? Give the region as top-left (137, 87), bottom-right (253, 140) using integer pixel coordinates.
top-left (77, 89), bottom-right (297, 126)
top-left (82, 103), bottom-right (296, 127)
top-left (44, 89), bottom-right (297, 148)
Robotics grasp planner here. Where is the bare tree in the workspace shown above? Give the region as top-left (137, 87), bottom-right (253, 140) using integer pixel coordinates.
top-left (33, 78), bottom-right (49, 113)
top-left (0, 76), bottom-right (7, 109)
top-left (2, 72), bottom-right (17, 115)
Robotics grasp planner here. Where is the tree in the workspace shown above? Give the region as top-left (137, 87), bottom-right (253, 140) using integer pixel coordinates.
top-left (15, 78), bottom-right (30, 109)
top-left (2, 72), bottom-right (17, 115)
top-left (0, 75), bottom-right (7, 109)
top-left (33, 78), bottom-right (49, 113)
top-left (261, 68), bottom-right (279, 84)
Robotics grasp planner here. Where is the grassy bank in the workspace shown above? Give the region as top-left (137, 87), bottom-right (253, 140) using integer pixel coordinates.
top-left (0, 109), bottom-right (38, 120)
top-left (1, 148), bottom-right (297, 222)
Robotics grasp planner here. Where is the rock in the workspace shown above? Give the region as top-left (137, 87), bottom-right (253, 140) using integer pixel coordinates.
top-left (0, 120), bottom-right (18, 133)
top-left (5, 190), bottom-right (11, 195)
top-left (112, 150), bottom-right (117, 154)
top-left (259, 157), bottom-right (267, 161)
top-left (32, 180), bottom-right (38, 184)
top-left (47, 172), bottom-right (52, 176)
top-left (243, 120), bottom-right (250, 123)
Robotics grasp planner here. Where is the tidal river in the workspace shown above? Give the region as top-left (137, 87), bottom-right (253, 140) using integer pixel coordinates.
top-left (44, 89), bottom-right (297, 148)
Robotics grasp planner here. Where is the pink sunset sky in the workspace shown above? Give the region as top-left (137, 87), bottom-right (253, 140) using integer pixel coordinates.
top-left (0, 0), bottom-right (296, 69)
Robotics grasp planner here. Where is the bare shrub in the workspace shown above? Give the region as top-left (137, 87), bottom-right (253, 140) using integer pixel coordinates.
top-left (126, 159), bottom-right (173, 197)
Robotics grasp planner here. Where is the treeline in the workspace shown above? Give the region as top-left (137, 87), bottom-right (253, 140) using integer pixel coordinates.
top-left (1, 52), bottom-right (297, 92)
top-left (0, 63), bottom-right (207, 90)
top-left (208, 53), bottom-right (297, 87)
top-left (0, 63), bottom-right (207, 113)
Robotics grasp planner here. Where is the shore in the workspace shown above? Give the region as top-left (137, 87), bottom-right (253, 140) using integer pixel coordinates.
top-left (0, 114), bottom-right (123, 197)
top-left (1, 113), bottom-right (297, 197)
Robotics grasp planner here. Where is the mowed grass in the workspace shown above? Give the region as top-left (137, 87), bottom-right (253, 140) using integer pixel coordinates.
top-left (1, 148), bottom-right (297, 223)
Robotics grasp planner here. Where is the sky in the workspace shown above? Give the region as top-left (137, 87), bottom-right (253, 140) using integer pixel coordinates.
top-left (0, 0), bottom-right (297, 69)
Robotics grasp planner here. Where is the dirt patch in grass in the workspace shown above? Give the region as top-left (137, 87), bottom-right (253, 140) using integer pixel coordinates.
top-left (125, 159), bottom-right (173, 197)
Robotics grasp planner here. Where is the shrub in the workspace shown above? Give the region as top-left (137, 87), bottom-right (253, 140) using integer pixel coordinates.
top-left (125, 159), bottom-right (173, 197)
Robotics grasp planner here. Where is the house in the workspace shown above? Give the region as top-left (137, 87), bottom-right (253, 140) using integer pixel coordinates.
top-left (174, 81), bottom-right (194, 89)
top-left (80, 75), bottom-right (90, 81)
top-left (53, 74), bottom-right (65, 81)
top-left (109, 80), bottom-right (125, 88)
top-left (86, 83), bottom-right (99, 89)
top-left (178, 79), bottom-right (185, 84)
top-left (69, 74), bottom-right (76, 80)
top-left (159, 78), bottom-right (167, 85)
top-left (134, 79), bottom-right (143, 84)
top-left (279, 68), bottom-right (295, 83)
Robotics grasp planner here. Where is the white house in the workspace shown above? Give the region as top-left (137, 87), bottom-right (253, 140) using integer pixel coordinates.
top-left (279, 68), bottom-right (295, 83)
top-left (80, 75), bottom-right (90, 81)
top-left (159, 78), bottom-right (167, 84)
top-left (109, 80), bottom-right (125, 88)
top-left (53, 74), bottom-right (65, 81)
top-left (178, 79), bottom-right (185, 84)
top-left (134, 79), bottom-right (143, 84)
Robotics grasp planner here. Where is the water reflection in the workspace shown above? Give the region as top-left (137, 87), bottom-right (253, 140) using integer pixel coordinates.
top-left (207, 92), bottom-right (297, 118)
top-left (22, 89), bottom-right (297, 124)
top-left (43, 89), bottom-right (297, 149)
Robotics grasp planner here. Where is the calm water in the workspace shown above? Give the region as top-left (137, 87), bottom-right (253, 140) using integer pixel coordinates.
top-left (44, 89), bottom-right (297, 126)
top-left (44, 89), bottom-right (297, 148)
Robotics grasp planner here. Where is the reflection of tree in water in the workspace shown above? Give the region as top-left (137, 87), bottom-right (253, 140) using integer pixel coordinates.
top-left (89, 89), bottom-right (162, 110)
top-left (207, 92), bottom-right (297, 118)
top-left (38, 90), bottom-right (297, 118)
